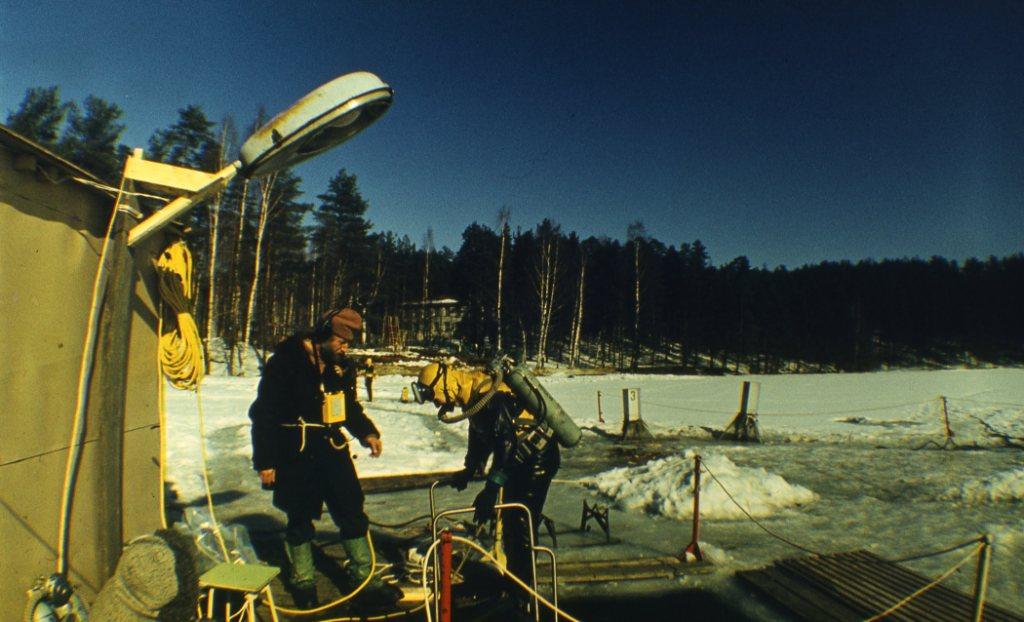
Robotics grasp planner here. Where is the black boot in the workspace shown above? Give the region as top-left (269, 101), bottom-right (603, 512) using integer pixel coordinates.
top-left (292, 584), bottom-right (320, 608)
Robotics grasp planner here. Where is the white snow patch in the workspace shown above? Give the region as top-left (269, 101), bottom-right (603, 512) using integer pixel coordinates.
top-left (580, 450), bottom-right (817, 521)
top-left (944, 467), bottom-right (1024, 503)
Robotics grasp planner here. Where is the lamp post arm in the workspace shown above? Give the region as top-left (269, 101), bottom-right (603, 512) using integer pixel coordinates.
top-left (127, 161), bottom-right (241, 248)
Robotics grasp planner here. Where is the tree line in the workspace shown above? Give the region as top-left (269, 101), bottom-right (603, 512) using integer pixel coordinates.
top-left (8, 86), bottom-right (1023, 373)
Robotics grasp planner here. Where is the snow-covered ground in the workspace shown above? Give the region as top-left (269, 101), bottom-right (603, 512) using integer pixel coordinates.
top-left (165, 365), bottom-right (1024, 615)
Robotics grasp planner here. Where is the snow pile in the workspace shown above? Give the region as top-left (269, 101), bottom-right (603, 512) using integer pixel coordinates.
top-left (581, 451), bottom-right (817, 521)
top-left (944, 467), bottom-right (1024, 504)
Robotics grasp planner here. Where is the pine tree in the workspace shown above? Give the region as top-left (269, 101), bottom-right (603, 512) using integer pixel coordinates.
top-left (310, 169), bottom-right (372, 308)
top-left (57, 96), bottom-right (126, 181)
top-left (5, 86), bottom-right (71, 148)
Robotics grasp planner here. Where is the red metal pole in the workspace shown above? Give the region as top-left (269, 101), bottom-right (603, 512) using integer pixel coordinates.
top-left (440, 529), bottom-right (453, 622)
top-left (682, 455), bottom-right (704, 562)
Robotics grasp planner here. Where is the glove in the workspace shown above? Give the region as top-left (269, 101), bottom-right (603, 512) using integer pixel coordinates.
top-left (472, 484), bottom-right (500, 525)
top-left (446, 468), bottom-right (473, 491)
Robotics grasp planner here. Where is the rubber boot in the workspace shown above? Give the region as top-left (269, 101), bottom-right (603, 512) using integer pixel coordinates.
top-left (340, 536), bottom-right (403, 608)
top-left (285, 540), bottom-right (319, 608)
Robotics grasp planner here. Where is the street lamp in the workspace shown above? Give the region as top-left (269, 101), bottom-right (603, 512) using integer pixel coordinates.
top-left (125, 71), bottom-right (392, 247)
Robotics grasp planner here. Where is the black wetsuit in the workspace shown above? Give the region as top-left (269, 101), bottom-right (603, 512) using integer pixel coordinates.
top-left (249, 335), bottom-right (379, 544)
top-left (465, 392), bottom-right (560, 587)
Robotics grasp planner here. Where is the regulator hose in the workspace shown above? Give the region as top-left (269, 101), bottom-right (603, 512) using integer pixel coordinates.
top-left (436, 358), bottom-right (506, 423)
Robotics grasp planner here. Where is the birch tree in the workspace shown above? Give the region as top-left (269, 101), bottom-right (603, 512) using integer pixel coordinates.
top-left (496, 207), bottom-right (510, 352)
top-left (627, 221), bottom-right (647, 371)
top-left (569, 245), bottom-right (588, 368)
top-left (203, 117), bottom-right (236, 371)
top-left (238, 170), bottom-right (302, 373)
top-left (532, 219), bottom-right (562, 368)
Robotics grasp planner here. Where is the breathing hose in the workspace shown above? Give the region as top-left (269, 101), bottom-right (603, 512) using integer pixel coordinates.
top-left (436, 358), bottom-right (506, 424)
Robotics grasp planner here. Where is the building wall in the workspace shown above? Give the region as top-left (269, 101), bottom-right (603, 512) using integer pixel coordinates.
top-left (0, 140), bottom-right (163, 617)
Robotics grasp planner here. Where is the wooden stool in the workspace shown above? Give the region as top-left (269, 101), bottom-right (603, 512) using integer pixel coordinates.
top-left (199, 563), bottom-right (280, 622)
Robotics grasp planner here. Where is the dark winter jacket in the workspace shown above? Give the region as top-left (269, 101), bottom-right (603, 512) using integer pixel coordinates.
top-left (249, 335), bottom-right (379, 472)
top-left (464, 392), bottom-right (560, 480)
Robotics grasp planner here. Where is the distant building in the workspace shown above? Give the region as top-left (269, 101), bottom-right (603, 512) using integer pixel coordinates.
top-left (399, 298), bottom-right (465, 344)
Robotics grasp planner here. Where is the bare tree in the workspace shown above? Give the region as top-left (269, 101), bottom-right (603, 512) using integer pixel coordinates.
top-left (496, 206), bottom-right (510, 352)
top-left (226, 177), bottom-right (250, 375)
top-left (422, 228), bottom-right (434, 303)
top-left (239, 171), bottom-right (288, 373)
top-left (532, 220), bottom-right (562, 368)
top-left (202, 117), bottom-right (234, 372)
top-left (627, 221), bottom-right (647, 371)
top-left (569, 249), bottom-right (587, 368)
top-left (421, 228), bottom-right (434, 341)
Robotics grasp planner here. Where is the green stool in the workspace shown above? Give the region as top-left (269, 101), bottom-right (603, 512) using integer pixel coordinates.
top-left (199, 563), bottom-right (280, 622)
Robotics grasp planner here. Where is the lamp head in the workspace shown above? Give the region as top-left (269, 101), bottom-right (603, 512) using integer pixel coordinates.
top-left (239, 71), bottom-right (392, 178)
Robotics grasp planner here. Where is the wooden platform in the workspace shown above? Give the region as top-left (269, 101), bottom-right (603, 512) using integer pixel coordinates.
top-left (738, 550), bottom-right (1023, 622)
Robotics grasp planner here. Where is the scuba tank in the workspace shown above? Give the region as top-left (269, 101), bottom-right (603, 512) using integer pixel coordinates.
top-left (488, 357), bottom-right (582, 448)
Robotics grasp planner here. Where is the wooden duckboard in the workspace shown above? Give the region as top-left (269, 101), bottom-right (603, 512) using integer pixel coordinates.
top-left (738, 550), bottom-right (1022, 622)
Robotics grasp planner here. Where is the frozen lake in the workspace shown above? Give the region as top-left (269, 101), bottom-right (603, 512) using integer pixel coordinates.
top-left (165, 365), bottom-right (1024, 616)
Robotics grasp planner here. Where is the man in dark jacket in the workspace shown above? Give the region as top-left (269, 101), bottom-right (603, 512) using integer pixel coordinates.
top-left (413, 362), bottom-right (559, 598)
top-left (250, 307), bottom-right (400, 608)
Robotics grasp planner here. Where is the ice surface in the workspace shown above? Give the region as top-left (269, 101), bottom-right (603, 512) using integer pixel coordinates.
top-left (163, 365), bottom-right (1024, 613)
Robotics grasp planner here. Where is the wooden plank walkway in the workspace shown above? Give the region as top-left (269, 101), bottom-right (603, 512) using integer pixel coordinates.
top-left (738, 550), bottom-right (1023, 622)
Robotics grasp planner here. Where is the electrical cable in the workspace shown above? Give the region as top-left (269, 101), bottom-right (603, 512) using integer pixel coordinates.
top-left (369, 514), bottom-right (432, 529)
top-left (157, 302), bottom-right (168, 529)
top-left (261, 530), bottom-right (378, 617)
top-left (419, 535), bottom-right (581, 622)
top-left (56, 179), bottom-right (124, 576)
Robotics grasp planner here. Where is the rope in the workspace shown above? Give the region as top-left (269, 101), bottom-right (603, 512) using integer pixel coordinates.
top-left (57, 180), bottom-right (124, 576)
top-left (953, 397), bottom-right (1024, 408)
top-left (701, 463), bottom-right (826, 557)
top-left (71, 175), bottom-right (172, 202)
top-left (862, 542), bottom-right (982, 622)
top-left (420, 535), bottom-right (582, 622)
top-left (194, 385), bottom-right (230, 560)
top-left (642, 398), bottom-right (933, 418)
top-left (279, 418), bottom-right (351, 453)
top-left (886, 536), bottom-right (985, 564)
top-left (318, 603), bottom-right (428, 622)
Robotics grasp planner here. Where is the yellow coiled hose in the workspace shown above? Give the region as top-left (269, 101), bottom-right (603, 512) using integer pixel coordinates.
top-left (155, 240), bottom-right (204, 391)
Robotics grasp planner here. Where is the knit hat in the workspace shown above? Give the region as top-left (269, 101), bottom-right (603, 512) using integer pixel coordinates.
top-left (322, 307), bottom-right (362, 341)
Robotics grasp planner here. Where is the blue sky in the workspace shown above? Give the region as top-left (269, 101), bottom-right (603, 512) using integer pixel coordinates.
top-left (2, 1), bottom-right (1022, 268)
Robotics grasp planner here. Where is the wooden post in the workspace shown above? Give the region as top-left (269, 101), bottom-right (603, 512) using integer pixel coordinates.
top-left (597, 390), bottom-right (604, 422)
top-left (681, 455), bottom-right (704, 562)
top-left (940, 396), bottom-right (954, 441)
top-left (621, 388), bottom-right (652, 440)
top-left (724, 381), bottom-right (761, 443)
top-left (91, 210), bottom-right (134, 578)
top-left (972, 534), bottom-right (992, 622)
